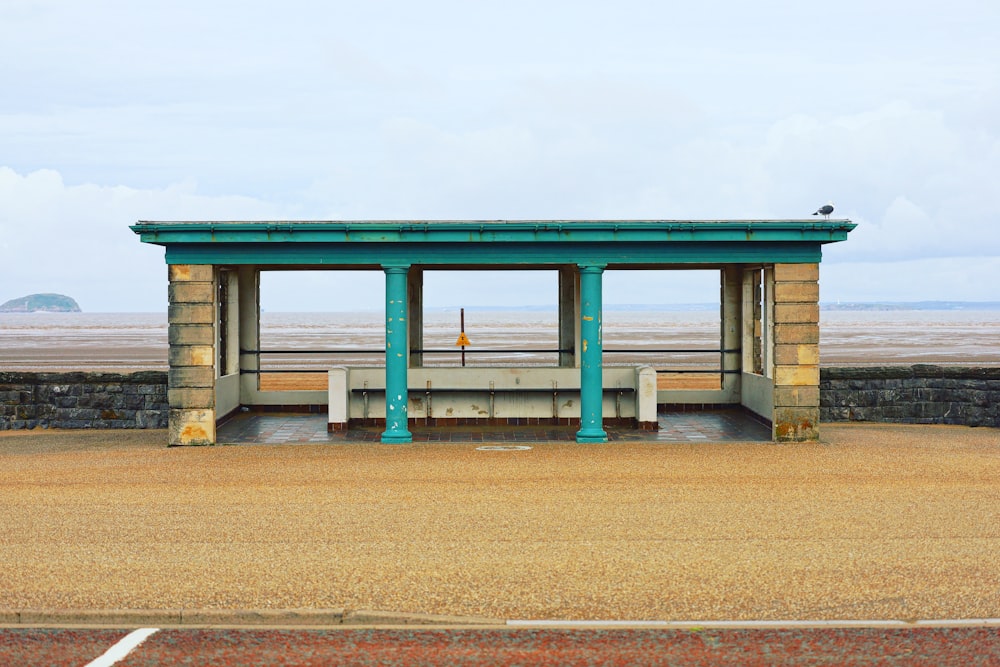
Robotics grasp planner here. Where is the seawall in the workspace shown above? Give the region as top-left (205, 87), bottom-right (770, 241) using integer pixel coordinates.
top-left (820, 365), bottom-right (1000, 427)
top-left (0, 371), bottom-right (168, 430)
top-left (2, 366), bottom-right (999, 430)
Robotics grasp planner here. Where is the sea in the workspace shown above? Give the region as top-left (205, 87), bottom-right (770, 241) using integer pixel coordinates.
top-left (2, 309), bottom-right (999, 372)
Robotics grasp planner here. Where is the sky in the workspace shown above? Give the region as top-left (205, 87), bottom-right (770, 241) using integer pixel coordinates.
top-left (1, 0), bottom-right (998, 311)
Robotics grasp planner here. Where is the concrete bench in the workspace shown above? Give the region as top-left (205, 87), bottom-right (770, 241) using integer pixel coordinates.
top-left (329, 367), bottom-right (657, 429)
top-left (350, 383), bottom-right (636, 420)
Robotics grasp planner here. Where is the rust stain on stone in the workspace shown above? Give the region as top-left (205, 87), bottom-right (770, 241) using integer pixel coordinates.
top-left (776, 418), bottom-right (817, 441)
top-left (180, 424), bottom-right (209, 443)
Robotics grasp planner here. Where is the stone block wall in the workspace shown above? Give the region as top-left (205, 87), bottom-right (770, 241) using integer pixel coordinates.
top-left (167, 264), bottom-right (217, 445)
top-left (0, 371), bottom-right (168, 430)
top-left (4, 366), bottom-right (997, 433)
top-left (821, 365), bottom-right (1000, 427)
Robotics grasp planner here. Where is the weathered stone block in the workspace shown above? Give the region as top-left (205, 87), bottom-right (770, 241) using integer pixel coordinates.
top-left (169, 345), bottom-right (215, 367)
top-left (169, 408), bottom-right (216, 446)
top-left (774, 364), bottom-right (820, 387)
top-left (168, 324), bottom-right (215, 346)
top-left (773, 385), bottom-right (819, 408)
top-left (773, 282), bottom-right (819, 303)
top-left (168, 282), bottom-right (215, 304)
top-left (126, 370), bottom-right (167, 383)
top-left (820, 406), bottom-right (849, 421)
top-left (774, 344), bottom-right (820, 366)
top-left (168, 303), bottom-right (215, 325)
top-left (858, 389), bottom-right (881, 406)
top-left (169, 264), bottom-right (214, 282)
top-left (136, 410), bottom-right (168, 429)
top-left (774, 303), bottom-right (819, 324)
top-left (774, 323), bottom-right (819, 345)
top-left (169, 366), bottom-right (215, 389)
top-left (876, 388), bottom-right (903, 405)
top-left (78, 394), bottom-right (100, 409)
top-left (168, 388), bottom-right (215, 409)
top-left (773, 263), bottom-right (819, 282)
top-left (773, 407), bottom-right (819, 441)
top-left (915, 401), bottom-right (947, 418)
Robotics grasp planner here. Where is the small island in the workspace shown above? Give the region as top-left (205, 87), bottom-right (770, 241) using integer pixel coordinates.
top-left (0, 293), bottom-right (82, 313)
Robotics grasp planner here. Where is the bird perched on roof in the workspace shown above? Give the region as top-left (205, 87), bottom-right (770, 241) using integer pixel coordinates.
top-left (813, 202), bottom-right (835, 219)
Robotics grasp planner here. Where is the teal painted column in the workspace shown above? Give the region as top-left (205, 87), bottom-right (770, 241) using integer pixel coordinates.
top-left (382, 265), bottom-right (412, 443)
top-left (576, 264), bottom-right (607, 443)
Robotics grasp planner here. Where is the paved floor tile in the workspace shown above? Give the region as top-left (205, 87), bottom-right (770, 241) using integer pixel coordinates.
top-left (218, 408), bottom-right (772, 444)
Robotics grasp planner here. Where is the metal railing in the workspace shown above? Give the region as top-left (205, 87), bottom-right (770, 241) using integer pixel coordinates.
top-left (241, 347), bottom-right (736, 382)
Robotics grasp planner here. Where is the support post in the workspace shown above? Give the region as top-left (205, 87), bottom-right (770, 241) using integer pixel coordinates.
top-left (558, 266), bottom-right (579, 368)
top-left (742, 268), bottom-right (763, 375)
top-left (408, 267), bottom-right (424, 367)
top-left (720, 267), bottom-right (743, 401)
top-left (576, 264), bottom-right (607, 443)
top-left (382, 265), bottom-right (412, 443)
top-left (238, 267), bottom-right (260, 404)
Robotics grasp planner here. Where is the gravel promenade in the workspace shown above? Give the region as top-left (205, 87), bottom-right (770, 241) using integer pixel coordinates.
top-left (1, 424), bottom-right (998, 622)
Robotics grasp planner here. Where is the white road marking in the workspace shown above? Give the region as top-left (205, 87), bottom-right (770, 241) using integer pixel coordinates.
top-left (477, 445), bottom-right (532, 451)
top-left (84, 628), bottom-right (159, 667)
top-left (508, 620), bottom-right (671, 627)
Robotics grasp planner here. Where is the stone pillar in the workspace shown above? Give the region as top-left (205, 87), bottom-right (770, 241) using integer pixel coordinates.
top-left (742, 269), bottom-right (764, 376)
top-left (772, 263), bottom-right (820, 441)
top-left (218, 269), bottom-right (240, 376)
top-left (167, 264), bottom-right (216, 445)
top-left (720, 267), bottom-right (743, 400)
top-left (238, 267), bottom-right (260, 403)
top-left (382, 265), bottom-right (412, 443)
top-left (558, 266), bottom-right (579, 368)
top-left (408, 267), bottom-right (424, 368)
top-left (763, 266), bottom-right (775, 378)
top-left (576, 265), bottom-right (607, 443)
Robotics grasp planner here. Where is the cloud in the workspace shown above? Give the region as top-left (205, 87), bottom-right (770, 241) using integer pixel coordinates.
top-left (821, 256), bottom-right (1000, 302)
top-left (2, 3), bottom-right (998, 308)
top-left (0, 167), bottom-right (288, 311)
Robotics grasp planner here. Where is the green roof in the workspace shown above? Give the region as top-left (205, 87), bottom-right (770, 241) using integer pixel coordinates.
top-left (132, 219), bottom-right (855, 267)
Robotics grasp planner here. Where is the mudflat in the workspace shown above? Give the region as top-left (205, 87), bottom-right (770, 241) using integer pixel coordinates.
top-left (3, 310), bottom-right (1000, 372)
top-left (2, 424), bottom-right (998, 621)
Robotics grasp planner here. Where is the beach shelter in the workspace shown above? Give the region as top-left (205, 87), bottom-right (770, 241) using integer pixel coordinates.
top-left (132, 219), bottom-right (855, 445)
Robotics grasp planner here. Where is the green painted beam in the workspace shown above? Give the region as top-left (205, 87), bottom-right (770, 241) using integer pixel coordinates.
top-left (163, 240), bottom-right (825, 266)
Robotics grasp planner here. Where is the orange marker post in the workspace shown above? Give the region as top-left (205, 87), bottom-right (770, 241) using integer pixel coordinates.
top-left (455, 307), bottom-right (472, 367)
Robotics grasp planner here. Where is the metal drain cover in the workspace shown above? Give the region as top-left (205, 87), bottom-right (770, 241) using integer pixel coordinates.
top-left (476, 445), bottom-right (533, 451)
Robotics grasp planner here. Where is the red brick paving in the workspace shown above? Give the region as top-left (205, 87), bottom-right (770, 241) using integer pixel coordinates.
top-left (3, 626), bottom-right (999, 666)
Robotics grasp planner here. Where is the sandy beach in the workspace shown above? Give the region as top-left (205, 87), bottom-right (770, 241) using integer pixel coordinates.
top-left (1, 423), bottom-right (997, 621)
top-left (2, 311), bottom-right (998, 623)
